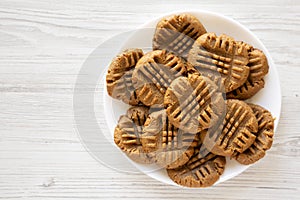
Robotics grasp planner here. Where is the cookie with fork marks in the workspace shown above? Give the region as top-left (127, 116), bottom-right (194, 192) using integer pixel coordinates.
top-left (132, 50), bottom-right (187, 107)
top-left (188, 33), bottom-right (250, 93)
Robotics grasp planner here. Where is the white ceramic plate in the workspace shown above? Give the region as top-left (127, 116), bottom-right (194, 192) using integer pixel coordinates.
top-left (103, 10), bottom-right (281, 187)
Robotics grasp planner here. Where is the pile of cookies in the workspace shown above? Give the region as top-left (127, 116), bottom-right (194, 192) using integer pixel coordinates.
top-left (106, 13), bottom-right (275, 187)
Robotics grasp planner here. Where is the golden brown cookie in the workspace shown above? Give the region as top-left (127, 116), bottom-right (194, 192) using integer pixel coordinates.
top-left (153, 13), bottom-right (207, 59)
top-left (187, 33), bottom-right (250, 93)
top-left (234, 104), bottom-right (274, 165)
top-left (164, 74), bottom-right (225, 133)
top-left (132, 50), bottom-right (187, 107)
top-left (238, 41), bottom-right (269, 81)
top-left (201, 99), bottom-right (258, 157)
top-left (141, 109), bottom-right (198, 169)
top-left (226, 42), bottom-right (269, 100)
top-left (226, 79), bottom-right (265, 100)
top-left (167, 143), bottom-right (226, 188)
top-left (114, 106), bottom-right (155, 164)
top-left (106, 49), bottom-right (144, 105)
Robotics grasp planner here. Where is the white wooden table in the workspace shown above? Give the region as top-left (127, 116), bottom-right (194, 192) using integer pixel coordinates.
top-left (0, 0), bottom-right (299, 199)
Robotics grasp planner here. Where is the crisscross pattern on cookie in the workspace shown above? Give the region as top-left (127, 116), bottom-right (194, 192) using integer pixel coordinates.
top-left (167, 146), bottom-right (226, 187)
top-left (133, 50), bottom-right (186, 106)
top-left (204, 100), bottom-right (258, 156)
top-left (164, 75), bottom-right (225, 133)
top-left (238, 41), bottom-right (269, 81)
top-left (153, 14), bottom-right (207, 58)
top-left (142, 110), bottom-right (197, 169)
top-left (114, 106), bottom-right (154, 164)
top-left (188, 33), bottom-right (249, 92)
top-left (106, 49), bottom-right (144, 105)
top-left (235, 104), bottom-right (274, 165)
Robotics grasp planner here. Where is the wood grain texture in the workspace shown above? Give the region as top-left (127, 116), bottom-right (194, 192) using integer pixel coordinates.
top-left (0, 0), bottom-right (299, 199)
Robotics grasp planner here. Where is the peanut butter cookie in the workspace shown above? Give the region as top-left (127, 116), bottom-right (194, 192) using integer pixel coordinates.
top-left (234, 103), bottom-right (274, 165)
top-left (201, 99), bottom-right (258, 157)
top-left (132, 50), bottom-right (186, 106)
top-left (153, 13), bottom-right (207, 58)
top-left (106, 49), bottom-right (144, 105)
top-left (164, 74), bottom-right (225, 133)
top-left (188, 33), bottom-right (250, 93)
top-left (141, 109), bottom-right (198, 169)
top-left (114, 106), bottom-right (154, 163)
